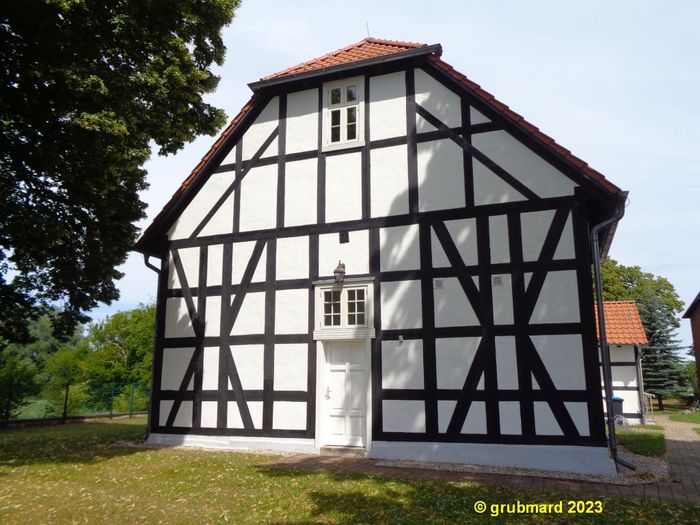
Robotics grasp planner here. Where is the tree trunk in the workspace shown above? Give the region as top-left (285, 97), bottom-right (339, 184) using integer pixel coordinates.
top-left (62, 383), bottom-right (70, 423)
top-left (657, 396), bottom-right (664, 411)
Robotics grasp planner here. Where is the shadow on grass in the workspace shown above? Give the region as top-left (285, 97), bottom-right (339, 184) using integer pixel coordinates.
top-left (0, 419), bottom-right (148, 467)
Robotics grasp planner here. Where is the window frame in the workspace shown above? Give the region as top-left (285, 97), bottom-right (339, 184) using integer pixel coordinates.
top-left (313, 281), bottom-right (375, 340)
top-left (322, 76), bottom-right (365, 152)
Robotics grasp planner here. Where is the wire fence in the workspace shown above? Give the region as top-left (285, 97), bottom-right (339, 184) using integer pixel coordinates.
top-left (5, 381), bottom-right (151, 425)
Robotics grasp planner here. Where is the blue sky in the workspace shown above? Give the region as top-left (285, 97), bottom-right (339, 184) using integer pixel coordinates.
top-left (95, 0), bottom-right (699, 351)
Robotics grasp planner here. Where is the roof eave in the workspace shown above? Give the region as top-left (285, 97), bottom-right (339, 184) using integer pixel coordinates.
top-left (683, 293), bottom-right (700, 319)
top-left (248, 44), bottom-right (442, 91)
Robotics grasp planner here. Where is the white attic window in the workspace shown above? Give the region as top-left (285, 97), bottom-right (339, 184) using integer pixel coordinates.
top-left (322, 76), bottom-right (364, 151)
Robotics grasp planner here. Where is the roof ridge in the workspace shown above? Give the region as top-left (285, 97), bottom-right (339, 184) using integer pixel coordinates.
top-left (261, 37), bottom-right (427, 81)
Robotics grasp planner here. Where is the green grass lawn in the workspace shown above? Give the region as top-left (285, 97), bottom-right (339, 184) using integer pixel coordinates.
top-left (616, 425), bottom-right (666, 457)
top-left (668, 412), bottom-right (700, 425)
top-left (0, 418), bottom-right (697, 524)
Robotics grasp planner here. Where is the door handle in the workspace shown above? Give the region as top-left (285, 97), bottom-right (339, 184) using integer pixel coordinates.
top-left (325, 386), bottom-right (331, 399)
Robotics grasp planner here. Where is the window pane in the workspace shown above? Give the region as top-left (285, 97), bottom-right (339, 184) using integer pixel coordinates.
top-left (347, 124), bottom-right (356, 140)
top-left (331, 126), bottom-right (340, 142)
top-left (348, 314), bottom-right (356, 325)
top-left (348, 289), bottom-right (355, 300)
top-left (332, 314), bottom-right (340, 326)
top-left (332, 291), bottom-right (341, 301)
top-left (346, 85), bottom-right (357, 102)
top-left (324, 303), bottom-right (332, 314)
top-left (356, 313), bottom-right (365, 325)
top-left (331, 109), bottom-right (340, 126)
top-left (331, 88), bottom-right (341, 105)
top-left (356, 301), bottom-right (365, 313)
top-left (347, 107), bottom-right (356, 124)
top-left (348, 302), bottom-right (355, 313)
top-left (324, 314), bottom-right (332, 326)
top-left (356, 289), bottom-right (364, 300)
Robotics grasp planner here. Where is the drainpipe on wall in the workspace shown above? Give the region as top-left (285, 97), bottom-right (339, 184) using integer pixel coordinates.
top-left (142, 254), bottom-right (162, 442)
top-left (591, 200), bottom-right (636, 472)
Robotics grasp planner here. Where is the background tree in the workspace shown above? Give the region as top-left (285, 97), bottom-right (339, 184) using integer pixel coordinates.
top-left (0, 0), bottom-right (241, 341)
top-left (43, 346), bottom-right (87, 419)
top-left (600, 258), bottom-right (688, 409)
top-left (0, 355), bottom-right (38, 424)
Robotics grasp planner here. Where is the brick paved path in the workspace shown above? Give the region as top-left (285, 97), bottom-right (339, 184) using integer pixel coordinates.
top-left (266, 415), bottom-right (700, 504)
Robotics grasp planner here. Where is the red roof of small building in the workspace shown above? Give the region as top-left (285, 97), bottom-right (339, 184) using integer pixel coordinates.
top-left (595, 301), bottom-right (648, 345)
top-left (135, 38), bottom-right (623, 254)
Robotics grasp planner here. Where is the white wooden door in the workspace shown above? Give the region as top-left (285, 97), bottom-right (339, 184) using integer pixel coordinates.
top-left (324, 341), bottom-right (367, 446)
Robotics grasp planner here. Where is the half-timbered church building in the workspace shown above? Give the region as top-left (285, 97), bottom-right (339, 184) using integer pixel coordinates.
top-left (136, 38), bottom-right (627, 475)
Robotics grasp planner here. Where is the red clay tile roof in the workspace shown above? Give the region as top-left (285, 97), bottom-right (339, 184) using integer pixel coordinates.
top-left (595, 301), bottom-right (648, 345)
top-left (135, 38), bottom-right (623, 254)
top-left (262, 38), bottom-right (426, 80)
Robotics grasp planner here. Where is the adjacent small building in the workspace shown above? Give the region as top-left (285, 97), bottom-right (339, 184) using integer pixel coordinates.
top-left (683, 292), bottom-right (700, 387)
top-left (596, 301), bottom-right (649, 423)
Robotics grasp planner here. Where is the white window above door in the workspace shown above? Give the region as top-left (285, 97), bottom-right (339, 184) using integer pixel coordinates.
top-left (322, 76), bottom-right (364, 151)
top-left (314, 282), bottom-right (375, 340)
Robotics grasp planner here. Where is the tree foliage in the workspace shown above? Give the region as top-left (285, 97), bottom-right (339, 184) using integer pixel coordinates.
top-left (0, 0), bottom-right (240, 341)
top-left (600, 258), bottom-right (688, 408)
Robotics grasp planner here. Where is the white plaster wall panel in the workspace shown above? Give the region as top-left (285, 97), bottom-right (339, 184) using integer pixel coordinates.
top-left (206, 244), bottom-right (224, 287)
top-left (276, 236), bottom-right (309, 280)
top-left (230, 345), bottom-right (264, 390)
top-left (168, 171), bottom-right (235, 239)
top-left (168, 247), bottom-right (200, 288)
top-left (488, 215), bottom-right (510, 264)
top-left (565, 402), bottom-right (590, 436)
top-left (369, 71), bottom-right (407, 140)
top-left (380, 224), bottom-right (420, 271)
top-left (414, 68), bottom-right (461, 132)
top-left (159, 400), bottom-right (174, 426)
top-left (199, 191), bottom-right (234, 237)
top-left (417, 139), bottom-right (465, 212)
top-left (470, 107), bottom-right (491, 125)
top-left (531, 334), bottom-right (586, 390)
top-left (521, 210), bottom-right (575, 262)
top-left (274, 344), bottom-right (308, 391)
top-left (161, 347), bottom-right (195, 390)
top-left (284, 158), bottom-right (317, 227)
top-left (492, 274), bottom-right (514, 325)
top-left (227, 401), bottom-right (263, 429)
top-left (159, 400), bottom-right (192, 427)
top-left (326, 152), bottom-right (362, 223)
top-left (202, 347), bottom-right (219, 390)
top-left (220, 143), bottom-right (236, 165)
top-left (230, 292), bottom-right (265, 335)
top-left (273, 401), bottom-right (307, 430)
top-left (239, 164), bottom-right (277, 232)
top-left (200, 401), bottom-right (218, 428)
top-left (241, 97), bottom-right (279, 161)
top-left (534, 402), bottom-right (563, 435)
top-left (165, 298), bottom-right (195, 338)
top-left (381, 340), bottom-right (424, 389)
top-left (381, 280), bottom-right (422, 329)
top-left (463, 401), bottom-right (487, 434)
top-left (434, 277), bottom-right (480, 327)
top-left (495, 336), bottom-right (518, 389)
top-left (472, 130), bottom-right (576, 198)
top-left (370, 145), bottom-right (409, 218)
top-left (499, 401), bottom-right (522, 435)
top-left (608, 390), bottom-right (640, 413)
top-left (435, 337), bottom-right (483, 389)
top-left (232, 241), bottom-right (267, 284)
top-left (473, 159), bottom-right (526, 205)
top-left (275, 289), bottom-right (309, 334)
top-left (438, 400), bottom-right (457, 433)
top-left (530, 270), bottom-right (580, 324)
top-left (431, 218), bottom-right (478, 268)
top-left (286, 88), bottom-right (318, 154)
top-left (204, 296), bottom-right (221, 337)
top-left (608, 365), bottom-right (638, 387)
top-left (609, 345), bottom-right (636, 362)
top-left (383, 400), bottom-right (426, 433)
top-left (319, 230), bottom-right (369, 277)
